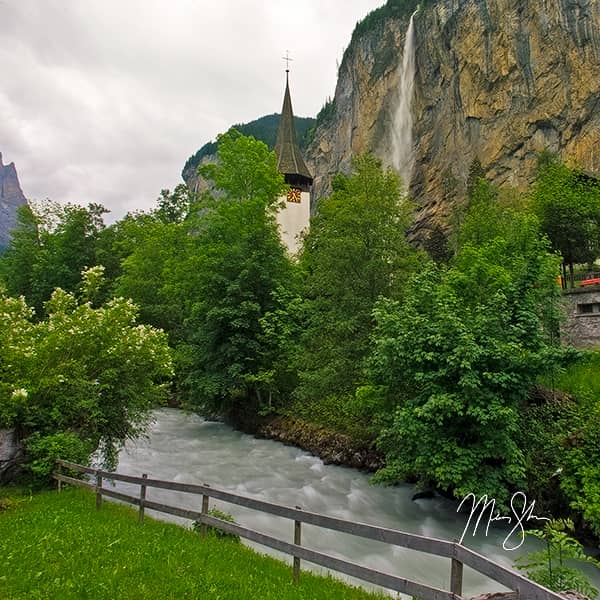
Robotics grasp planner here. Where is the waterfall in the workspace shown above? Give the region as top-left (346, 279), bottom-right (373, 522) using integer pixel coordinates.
top-left (391, 10), bottom-right (418, 189)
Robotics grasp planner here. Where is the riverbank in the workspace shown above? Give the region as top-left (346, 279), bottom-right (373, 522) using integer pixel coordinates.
top-left (225, 404), bottom-right (384, 472)
top-left (0, 487), bottom-right (385, 599)
top-left (258, 415), bottom-right (384, 472)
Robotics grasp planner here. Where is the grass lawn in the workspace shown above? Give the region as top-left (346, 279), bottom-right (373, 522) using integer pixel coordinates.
top-left (0, 486), bottom-right (386, 599)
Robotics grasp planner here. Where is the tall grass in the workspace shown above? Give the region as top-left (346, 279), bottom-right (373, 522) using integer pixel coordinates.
top-left (550, 350), bottom-right (600, 400)
top-left (0, 487), bottom-right (384, 599)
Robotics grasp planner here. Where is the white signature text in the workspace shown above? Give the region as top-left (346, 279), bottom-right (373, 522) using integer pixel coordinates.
top-left (457, 492), bottom-right (549, 550)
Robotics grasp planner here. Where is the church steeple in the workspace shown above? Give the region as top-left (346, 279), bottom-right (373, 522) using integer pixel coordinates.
top-left (274, 70), bottom-right (313, 191)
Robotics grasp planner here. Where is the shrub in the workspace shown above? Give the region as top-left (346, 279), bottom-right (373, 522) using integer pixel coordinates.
top-left (193, 507), bottom-right (240, 542)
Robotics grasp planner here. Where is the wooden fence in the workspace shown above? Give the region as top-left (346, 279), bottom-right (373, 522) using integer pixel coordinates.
top-left (54, 459), bottom-right (565, 600)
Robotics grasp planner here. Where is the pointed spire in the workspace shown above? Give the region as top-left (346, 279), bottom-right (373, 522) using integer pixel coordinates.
top-left (274, 70), bottom-right (313, 184)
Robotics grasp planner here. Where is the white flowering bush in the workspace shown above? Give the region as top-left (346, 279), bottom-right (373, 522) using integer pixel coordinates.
top-left (0, 269), bottom-right (173, 481)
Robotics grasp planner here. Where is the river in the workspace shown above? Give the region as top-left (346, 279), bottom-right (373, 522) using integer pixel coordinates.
top-left (113, 408), bottom-right (599, 597)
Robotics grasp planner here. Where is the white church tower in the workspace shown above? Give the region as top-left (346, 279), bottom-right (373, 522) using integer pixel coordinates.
top-left (274, 69), bottom-right (313, 255)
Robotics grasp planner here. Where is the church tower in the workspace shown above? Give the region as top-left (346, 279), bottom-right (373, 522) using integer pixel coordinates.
top-left (274, 68), bottom-right (313, 255)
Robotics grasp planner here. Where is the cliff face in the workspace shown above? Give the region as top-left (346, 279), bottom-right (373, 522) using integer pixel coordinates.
top-left (306, 0), bottom-right (600, 234)
top-left (0, 153), bottom-right (28, 250)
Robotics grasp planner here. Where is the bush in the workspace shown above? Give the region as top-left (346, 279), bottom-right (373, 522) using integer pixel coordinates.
top-left (193, 507), bottom-right (240, 542)
top-left (515, 519), bottom-right (599, 598)
top-left (24, 432), bottom-right (92, 483)
top-left (0, 268), bottom-right (173, 484)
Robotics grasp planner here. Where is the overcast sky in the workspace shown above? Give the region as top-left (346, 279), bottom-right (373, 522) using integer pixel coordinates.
top-left (1, 0), bottom-right (384, 221)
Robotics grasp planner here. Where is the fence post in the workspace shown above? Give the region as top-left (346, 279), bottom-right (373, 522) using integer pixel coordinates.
top-left (138, 473), bottom-right (147, 524)
top-left (293, 505), bottom-right (302, 584)
top-left (450, 541), bottom-right (463, 597)
top-left (57, 461), bottom-right (62, 493)
top-left (95, 470), bottom-right (103, 510)
top-left (200, 484), bottom-right (210, 538)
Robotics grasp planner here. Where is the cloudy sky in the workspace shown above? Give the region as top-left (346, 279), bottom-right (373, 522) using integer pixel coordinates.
top-left (1, 0), bottom-right (384, 221)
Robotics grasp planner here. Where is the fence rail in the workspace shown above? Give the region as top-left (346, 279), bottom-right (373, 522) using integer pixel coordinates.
top-left (54, 459), bottom-right (564, 600)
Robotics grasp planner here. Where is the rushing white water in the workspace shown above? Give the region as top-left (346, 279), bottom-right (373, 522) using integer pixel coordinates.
top-left (114, 409), bottom-right (600, 597)
top-left (391, 11), bottom-right (418, 189)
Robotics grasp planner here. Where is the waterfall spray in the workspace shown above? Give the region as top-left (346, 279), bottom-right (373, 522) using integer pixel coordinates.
top-left (391, 10), bottom-right (418, 189)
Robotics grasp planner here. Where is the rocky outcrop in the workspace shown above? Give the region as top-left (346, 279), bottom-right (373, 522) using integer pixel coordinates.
top-left (0, 429), bottom-right (25, 484)
top-left (259, 416), bottom-right (383, 471)
top-left (306, 0), bottom-right (600, 236)
top-left (0, 153), bottom-right (27, 250)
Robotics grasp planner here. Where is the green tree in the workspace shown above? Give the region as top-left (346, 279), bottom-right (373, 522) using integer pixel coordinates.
top-left (0, 266), bottom-right (173, 480)
top-left (532, 153), bottom-right (600, 287)
top-left (116, 217), bottom-right (191, 338)
top-left (198, 128), bottom-right (286, 206)
top-left (295, 154), bottom-right (417, 405)
top-left (180, 132), bottom-right (293, 415)
top-left (423, 223), bottom-right (452, 264)
top-left (368, 196), bottom-right (565, 503)
top-left (0, 201), bottom-right (108, 314)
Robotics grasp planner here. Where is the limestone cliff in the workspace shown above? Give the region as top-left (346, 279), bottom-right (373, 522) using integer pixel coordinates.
top-left (306, 0), bottom-right (600, 235)
top-left (0, 153), bottom-right (27, 250)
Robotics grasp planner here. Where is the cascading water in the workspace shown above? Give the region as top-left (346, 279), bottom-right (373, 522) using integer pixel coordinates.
top-left (391, 10), bottom-right (418, 189)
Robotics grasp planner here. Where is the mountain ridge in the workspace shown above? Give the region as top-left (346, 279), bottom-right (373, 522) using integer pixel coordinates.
top-left (0, 153), bottom-right (28, 251)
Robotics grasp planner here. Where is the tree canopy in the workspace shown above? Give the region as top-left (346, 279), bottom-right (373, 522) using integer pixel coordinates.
top-left (295, 154), bottom-right (417, 405)
top-left (532, 153), bottom-right (600, 286)
top-left (0, 266), bottom-right (172, 480)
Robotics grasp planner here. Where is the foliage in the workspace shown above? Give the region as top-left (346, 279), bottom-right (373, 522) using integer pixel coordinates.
top-left (0, 267), bottom-right (173, 479)
top-left (518, 350), bottom-right (600, 536)
top-left (423, 224), bottom-right (452, 263)
top-left (180, 132), bottom-right (295, 414)
top-left (368, 190), bottom-right (566, 503)
top-left (116, 217), bottom-right (190, 338)
top-left (295, 154), bottom-right (417, 406)
top-left (532, 153), bottom-right (600, 285)
top-left (287, 392), bottom-right (376, 444)
top-left (193, 507), bottom-right (241, 542)
top-left (466, 158), bottom-right (486, 197)
top-left (182, 114), bottom-right (315, 179)
top-left (307, 98), bottom-right (336, 143)
top-left (0, 201), bottom-right (109, 315)
top-left (181, 197), bottom-right (294, 414)
top-left (559, 388), bottom-right (600, 537)
top-left (24, 431), bottom-right (92, 482)
top-left (518, 394), bottom-right (575, 517)
top-left (515, 519), bottom-right (599, 597)
top-left (0, 488), bottom-right (383, 599)
top-left (198, 129), bottom-right (286, 206)
top-left (155, 183), bottom-right (197, 224)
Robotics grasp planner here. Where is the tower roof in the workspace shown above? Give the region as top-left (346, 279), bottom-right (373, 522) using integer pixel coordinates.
top-left (274, 72), bottom-right (313, 183)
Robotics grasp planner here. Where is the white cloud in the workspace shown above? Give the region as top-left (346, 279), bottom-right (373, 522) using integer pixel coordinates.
top-left (0, 0), bottom-right (384, 221)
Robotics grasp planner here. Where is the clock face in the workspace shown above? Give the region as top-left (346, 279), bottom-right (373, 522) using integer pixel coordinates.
top-left (286, 188), bottom-right (302, 203)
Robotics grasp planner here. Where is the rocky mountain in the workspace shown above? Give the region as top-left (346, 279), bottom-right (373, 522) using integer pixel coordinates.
top-left (0, 153), bottom-right (27, 251)
top-left (305, 0), bottom-right (600, 235)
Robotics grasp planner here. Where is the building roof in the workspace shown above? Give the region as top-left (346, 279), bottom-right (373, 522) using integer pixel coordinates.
top-left (274, 72), bottom-right (313, 183)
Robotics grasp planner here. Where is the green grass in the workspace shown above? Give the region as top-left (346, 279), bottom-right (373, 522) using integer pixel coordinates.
top-left (0, 487), bottom-right (385, 599)
top-left (548, 350), bottom-right (600, 400)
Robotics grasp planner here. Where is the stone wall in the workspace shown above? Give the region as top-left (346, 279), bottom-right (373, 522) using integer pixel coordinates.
top-left (562, 287), bottom-right (600, 348)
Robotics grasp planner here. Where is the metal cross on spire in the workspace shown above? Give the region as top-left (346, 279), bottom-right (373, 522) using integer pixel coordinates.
top-left (282, 50), bottom-right (293, 72)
